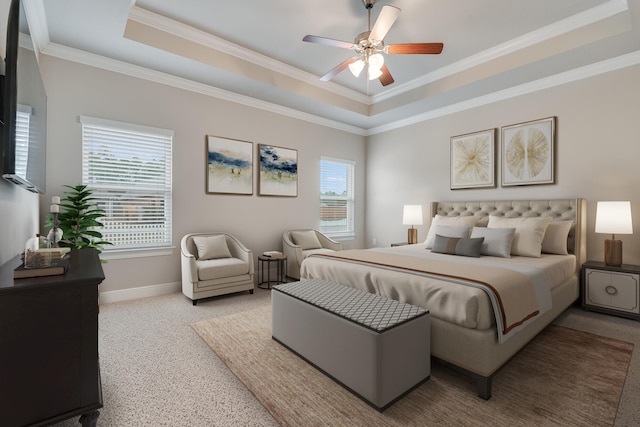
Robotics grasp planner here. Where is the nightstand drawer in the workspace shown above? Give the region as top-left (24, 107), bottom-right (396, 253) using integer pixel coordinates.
top-left (584, 268), bottom-right (640, 314)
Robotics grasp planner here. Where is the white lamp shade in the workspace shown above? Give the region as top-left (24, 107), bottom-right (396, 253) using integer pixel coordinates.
top-left (349, 58), bottom-right (365, 77)
top-left (595, 201), bottom-right (633, 234)
top-left (403, 205), bottom-right (423, 226)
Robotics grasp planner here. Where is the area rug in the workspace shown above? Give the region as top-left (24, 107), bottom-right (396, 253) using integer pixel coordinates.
top-left (192, 305), bottom-right (633, 427)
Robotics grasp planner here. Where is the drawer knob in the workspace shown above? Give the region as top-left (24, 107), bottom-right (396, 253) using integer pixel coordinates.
top-left (605, 286), bottom-right (618, 296)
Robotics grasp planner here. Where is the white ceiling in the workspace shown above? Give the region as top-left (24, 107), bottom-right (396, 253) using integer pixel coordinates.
top-left (20, 0), bottom-right (640, 134)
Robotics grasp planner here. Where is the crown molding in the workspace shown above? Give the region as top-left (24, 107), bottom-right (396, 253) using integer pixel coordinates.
top-left (127, 5), bottom-right (370, 105)
top-left (41, 43), bottom-right (368, 136)
top-left (21, 0), bottom-right (49, 60)
top-left (373, 0), bottom-right (630, 103)
top-left (366, 49), bottom-right (640, 135)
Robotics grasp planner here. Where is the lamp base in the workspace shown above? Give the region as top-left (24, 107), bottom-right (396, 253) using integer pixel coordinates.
top-left (407, 228), bottom-right (418, 245)
top-left (604, 239), bottom-right (622, 266)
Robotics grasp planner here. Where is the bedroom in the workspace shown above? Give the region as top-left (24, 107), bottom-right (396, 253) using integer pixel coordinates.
top-left (0, 0), bottom-right (639, 425)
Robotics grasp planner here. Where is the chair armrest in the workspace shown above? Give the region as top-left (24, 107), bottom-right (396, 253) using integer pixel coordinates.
top-left (315, 231), bottom-right (343, 251)
top-left (226, 234), bottom-right (254, 275)
top-left (180, 235), bottom-right (198, 283)
top-left (282, 232), bottom-right (304, 265)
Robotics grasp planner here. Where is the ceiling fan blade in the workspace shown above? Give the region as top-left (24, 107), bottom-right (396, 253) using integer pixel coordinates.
top-left (303, 35), bottom-right (355, 49)
top-left (320, 57), bottom-right (358, 81)
top-left (378, 64), bottom-right (394, 86)
top-left (386, 43), bottom-right (444, 54)
top-left (369, 5), bottom-right (401, 41)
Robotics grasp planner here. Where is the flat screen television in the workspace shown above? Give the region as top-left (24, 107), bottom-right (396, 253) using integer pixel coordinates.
top-left (1, 0), bottom-right (47, 193)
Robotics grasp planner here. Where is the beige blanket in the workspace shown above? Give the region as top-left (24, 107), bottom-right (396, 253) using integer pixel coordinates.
top-left (312, 250), bottom-right (539, 335)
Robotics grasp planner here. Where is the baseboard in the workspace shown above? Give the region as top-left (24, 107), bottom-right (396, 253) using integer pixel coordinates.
top-left (100, 281), bottom-right (181, 304)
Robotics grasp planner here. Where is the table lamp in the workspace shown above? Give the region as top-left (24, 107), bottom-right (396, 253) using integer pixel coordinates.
top-left (403, 205), bottom-right (423, 244)
top-left (595, 201), bottom-right (633, 266)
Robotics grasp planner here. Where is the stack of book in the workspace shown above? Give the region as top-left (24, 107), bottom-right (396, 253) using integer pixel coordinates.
top-left (34, 247), bottom-right (71, 260)
top-left (14, 258), bottom-right (70, 279)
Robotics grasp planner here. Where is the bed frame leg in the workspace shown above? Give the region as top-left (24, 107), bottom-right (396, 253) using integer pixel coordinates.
top-left (477, 376), bottom-right (492, 400)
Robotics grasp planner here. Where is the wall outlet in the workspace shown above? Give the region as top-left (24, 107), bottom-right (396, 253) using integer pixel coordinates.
top-left (372, 238), bottom-right (377, 246)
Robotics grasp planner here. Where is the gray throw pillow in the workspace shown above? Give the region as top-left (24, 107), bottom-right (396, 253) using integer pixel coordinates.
top-left (469, 227), bottom-right (515, 258)
top-left (431, 235), bottom-right (484, 257)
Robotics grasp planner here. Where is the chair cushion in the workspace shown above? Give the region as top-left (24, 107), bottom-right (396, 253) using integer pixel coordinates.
top-left (193, 235), bottom-right (232, 260)
top-left (290, 230), bottom-right (322, 250)
top-left (197, 257), bottom-right (249, 281)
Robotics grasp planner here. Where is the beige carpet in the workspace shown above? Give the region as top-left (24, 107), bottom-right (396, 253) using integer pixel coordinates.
top-left (192, 305), bottom-right (633, 427)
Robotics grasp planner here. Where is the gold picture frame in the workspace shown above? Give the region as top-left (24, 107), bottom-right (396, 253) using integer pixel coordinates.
top-left (501, 117), bottom-right (555, 186)
top-left (450, 128), bottom-right (496, 189)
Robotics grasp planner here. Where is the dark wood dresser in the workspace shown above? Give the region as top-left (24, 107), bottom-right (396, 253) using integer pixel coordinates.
top-left (0, 248), bottom-right (105, 426)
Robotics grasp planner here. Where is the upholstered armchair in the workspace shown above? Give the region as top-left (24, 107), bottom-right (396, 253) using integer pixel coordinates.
top-left (282, 229), bottom-right (342, 280)
top-left (180, 233), bottom-right (254, 305)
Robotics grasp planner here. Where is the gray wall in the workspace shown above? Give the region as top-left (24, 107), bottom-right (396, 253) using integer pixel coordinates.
top-left (366, 64), bottom-right (640, 265)
top-left (39, 55), bottom-right (366, 298)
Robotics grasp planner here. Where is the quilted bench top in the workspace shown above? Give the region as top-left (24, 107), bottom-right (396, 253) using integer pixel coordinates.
top-left (273, 278), bottom-right (428, 333)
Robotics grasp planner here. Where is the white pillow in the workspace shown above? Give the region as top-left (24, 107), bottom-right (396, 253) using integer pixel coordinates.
top-left (290, 230), bottom-right (322, 250)
top-left (193, 235), bottom-right (232, 260)
top-left (469, 227), bottom-right (516, 258)
top-left (542, 221), bottom-right (572, 255)
top-left (424, 215), bottom-right (479, 249)
top-left (487, 216), bottom-right (553, 257)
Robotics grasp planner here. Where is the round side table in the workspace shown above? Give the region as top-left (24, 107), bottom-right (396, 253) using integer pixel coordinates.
top-left (258, 254), bottom-right (288, 289)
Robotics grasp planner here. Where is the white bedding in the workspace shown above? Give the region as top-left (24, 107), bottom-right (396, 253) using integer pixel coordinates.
top-left (300, 244), bottom-right (576, 342)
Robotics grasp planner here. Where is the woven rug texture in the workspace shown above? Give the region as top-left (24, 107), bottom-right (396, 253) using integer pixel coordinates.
top-left (192, 305), bottom-right (632, 427)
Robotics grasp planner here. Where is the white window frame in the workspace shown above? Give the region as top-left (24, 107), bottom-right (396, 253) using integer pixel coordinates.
top-left (319, 156), bottom-right (355, 240)
top-left (80, 115), bottom-right (173, 258)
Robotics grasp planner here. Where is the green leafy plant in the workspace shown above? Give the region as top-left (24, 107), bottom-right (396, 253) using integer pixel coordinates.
top-left (46, 184), bottom-right (112, 253)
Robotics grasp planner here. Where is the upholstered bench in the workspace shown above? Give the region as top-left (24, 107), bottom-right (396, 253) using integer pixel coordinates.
top-left (272, 278), bottom-right (430, 411)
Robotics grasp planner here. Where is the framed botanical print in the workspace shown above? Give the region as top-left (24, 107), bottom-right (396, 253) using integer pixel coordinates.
top-left (450, 128), bottom-right (496, 189)
top-left (206, 135), bottom-right (253, 195)
top-left (501, 117), bottom-right (555, 186)
top-left (258, 144), bottom-right (298, 197)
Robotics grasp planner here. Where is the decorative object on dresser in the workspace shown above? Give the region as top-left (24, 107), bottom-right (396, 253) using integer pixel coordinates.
top-left (402, 204), bottom-right (423, 244)
top-left (581, 261), bottom-right (640, 320)
top-left (206, 135), bottom-right (253, 195)
top-left (595, 201), bottom-right (633, 266)
top-left (0, 248), bottom-right (105, 427)
top-left (450, 128), bottom-right (495, 189)
top-left (46, 185), bottom-right (112, 254)
top-left (13, 258), bottom-right (69, 279)
top-left (501, 116), bottom-right (555, 186)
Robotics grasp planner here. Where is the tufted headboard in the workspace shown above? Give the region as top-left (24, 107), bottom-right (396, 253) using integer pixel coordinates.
top-left (430, 199), bottom-right (587, 273)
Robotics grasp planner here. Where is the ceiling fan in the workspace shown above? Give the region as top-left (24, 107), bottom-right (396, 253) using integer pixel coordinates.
top-left (303, 0), bottom-right (443, 87)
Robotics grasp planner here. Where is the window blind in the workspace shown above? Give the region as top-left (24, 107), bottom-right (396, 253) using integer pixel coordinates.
top-left (80, 116), bottom-right (173, 252)
top-left (14, 105), bottom-right (32, 178)
top-left (320, 157), bottom-right (355, 238)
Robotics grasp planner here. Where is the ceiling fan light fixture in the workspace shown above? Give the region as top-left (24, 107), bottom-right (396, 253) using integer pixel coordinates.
top-left (368, 65), bottom-right (383, 80)
top-left (349, 58), bottom-right (365, 77)
top-left (368, 53), bottom-right (384, 71)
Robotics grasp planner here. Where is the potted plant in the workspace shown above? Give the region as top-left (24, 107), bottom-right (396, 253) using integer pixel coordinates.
top-left (46, 184), bottom-right (112, 254)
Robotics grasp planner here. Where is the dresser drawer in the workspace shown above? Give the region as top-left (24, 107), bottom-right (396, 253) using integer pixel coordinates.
top-left (584, 268), bottom-right (640, 314)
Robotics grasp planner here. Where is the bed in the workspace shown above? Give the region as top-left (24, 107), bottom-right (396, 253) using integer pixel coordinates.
top-left (300, 199), bottom-right (586, 399)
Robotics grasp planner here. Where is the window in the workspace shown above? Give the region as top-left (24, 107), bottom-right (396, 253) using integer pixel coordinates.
top-left (14, 105), bottom-right (32, 179)
top-left (80, 116), bottom-right (173, 254)
top-left (320, 157), bottom-right (355, 238)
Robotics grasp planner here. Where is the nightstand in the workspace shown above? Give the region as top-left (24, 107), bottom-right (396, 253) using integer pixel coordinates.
top-left (581, 261), bottom-right (640, 321)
